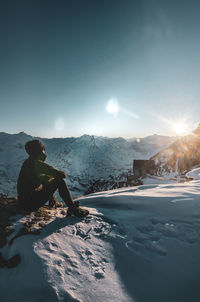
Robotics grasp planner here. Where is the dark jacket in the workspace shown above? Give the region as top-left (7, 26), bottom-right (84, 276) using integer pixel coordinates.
top-left (17, 156), bottom-right (62, 202)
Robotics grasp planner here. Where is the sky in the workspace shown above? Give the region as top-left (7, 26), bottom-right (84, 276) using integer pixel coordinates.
top-left (1, 0), bottom-right (200, 138)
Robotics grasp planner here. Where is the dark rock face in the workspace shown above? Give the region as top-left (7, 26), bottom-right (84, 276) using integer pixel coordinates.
top-left (0, 195), bottom-right (18, 248)
top-left (0, 195), bottom-right (22, 268)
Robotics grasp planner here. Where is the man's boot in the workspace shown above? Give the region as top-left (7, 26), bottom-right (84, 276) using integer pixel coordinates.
top-left (66, 201), bottom-right (89, 218)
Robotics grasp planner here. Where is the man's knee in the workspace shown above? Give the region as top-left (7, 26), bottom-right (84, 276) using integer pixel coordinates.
top-left (49, 175), bottom-right (64, 187)
top-left (57, 178), bottom-right (67, 188)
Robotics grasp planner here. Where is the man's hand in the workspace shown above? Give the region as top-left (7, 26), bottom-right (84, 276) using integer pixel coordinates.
top-left (35, 184), bottom-right (43, 192)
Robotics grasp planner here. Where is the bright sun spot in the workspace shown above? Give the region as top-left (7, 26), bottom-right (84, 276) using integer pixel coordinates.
top-left (106, 98), bottom-right (119, 117)
top-left (173, 122), bottom-right (188, 134)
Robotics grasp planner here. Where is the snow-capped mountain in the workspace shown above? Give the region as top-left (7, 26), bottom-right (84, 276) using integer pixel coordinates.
top-left (151, 125), bottom-right (200, 177)
top-left (0, 132), bottom-right (176, 196)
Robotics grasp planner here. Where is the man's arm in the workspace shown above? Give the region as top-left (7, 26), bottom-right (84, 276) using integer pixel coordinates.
top-left (36, 160), bottom-right (66, 178)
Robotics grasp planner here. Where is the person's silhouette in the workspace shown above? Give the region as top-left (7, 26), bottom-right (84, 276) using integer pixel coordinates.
top-left (17, 140), bottom-right (88, 217)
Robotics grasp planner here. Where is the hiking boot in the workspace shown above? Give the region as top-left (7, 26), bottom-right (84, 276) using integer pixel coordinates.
top-left (48, 196), bottom-right (63, 208)
top-left (67, 201), bottom-right (89, 218)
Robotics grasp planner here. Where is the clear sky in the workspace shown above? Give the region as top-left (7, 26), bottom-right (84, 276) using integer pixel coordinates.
top-left (1, 0), bottom-right (200, 138)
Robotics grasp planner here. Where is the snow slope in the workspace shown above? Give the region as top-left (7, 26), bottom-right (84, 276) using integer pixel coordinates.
top-left (186, 167), bottom-right (200, 180)
top-left (1, 169), bottom-right (200, 302)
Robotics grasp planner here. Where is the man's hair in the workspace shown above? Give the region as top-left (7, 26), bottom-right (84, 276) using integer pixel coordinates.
top-left (25, 140), bottom-right (45, 156)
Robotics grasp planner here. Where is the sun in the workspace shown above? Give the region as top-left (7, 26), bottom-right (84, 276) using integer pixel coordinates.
top-left (106, 98), bottom-right (119, 116)
top-left (173, 122), bottom-right (188, 134)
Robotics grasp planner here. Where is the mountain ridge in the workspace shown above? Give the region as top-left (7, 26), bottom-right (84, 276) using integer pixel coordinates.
top-left (0, 132), bottom-right (176, 196)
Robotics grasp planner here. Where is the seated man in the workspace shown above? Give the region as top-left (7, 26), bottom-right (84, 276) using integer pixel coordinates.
top-left (17, 139), bottom-right (87, 217)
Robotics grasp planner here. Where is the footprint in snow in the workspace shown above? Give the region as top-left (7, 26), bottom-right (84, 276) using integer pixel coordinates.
top-left (94, 269), bottom-right (105, 279)
top-left (79, 248), bottom-right (106, 279)
top-left (51, 242), bottom-right (58, 248)
top-left (75, 225), bottom-right (91, 240)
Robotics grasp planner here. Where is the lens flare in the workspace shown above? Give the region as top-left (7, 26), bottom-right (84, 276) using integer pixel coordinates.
top-left (159, 116), bottom-right (190, 135)
top-left (173, 122), bottom-right (188, 134)
top-left (106, 98), bottom-right (140, 120)
top-left (106, 99), bottom-right (119, 117)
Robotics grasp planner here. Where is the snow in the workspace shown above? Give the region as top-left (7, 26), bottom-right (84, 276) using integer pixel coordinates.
top-left (1, 168), bottom-right (200, 301)
top-left (186, 167), bottom-right (200, 179)
top-left (142, 175), bottom-right (182, 185)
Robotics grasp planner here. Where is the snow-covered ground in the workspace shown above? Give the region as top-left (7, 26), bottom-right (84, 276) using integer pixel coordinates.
top-left (1, 169), bottom-right (200, 302)
top-left (186, 167), bottom-right (200, 180)
top-left (142, 175), bottom-right (183, 185)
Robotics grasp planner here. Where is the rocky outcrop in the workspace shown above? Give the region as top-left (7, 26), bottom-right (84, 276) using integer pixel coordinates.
top-left (0, 194), bottom-right (66, 268)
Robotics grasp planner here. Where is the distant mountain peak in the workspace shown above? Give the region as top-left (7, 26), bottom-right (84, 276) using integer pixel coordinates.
top-left (0, 131), bottom-right (175, 196)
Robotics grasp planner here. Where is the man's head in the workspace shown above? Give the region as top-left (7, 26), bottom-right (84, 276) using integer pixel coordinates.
top-left (25, 140), bottom-right (46, 160)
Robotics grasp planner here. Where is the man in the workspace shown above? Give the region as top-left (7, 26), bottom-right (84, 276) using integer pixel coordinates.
top-left (17, 140), bottom-right (88, 217)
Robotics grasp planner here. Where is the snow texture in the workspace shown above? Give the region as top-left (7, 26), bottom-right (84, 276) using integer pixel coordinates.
top-left (1, 168), bottom-right (200, 301)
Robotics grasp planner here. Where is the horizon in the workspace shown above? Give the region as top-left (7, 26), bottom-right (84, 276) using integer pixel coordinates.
top-left (0, 129), bottom-right (181, 140)
top-left (1, 0), bottom-right (200, 138)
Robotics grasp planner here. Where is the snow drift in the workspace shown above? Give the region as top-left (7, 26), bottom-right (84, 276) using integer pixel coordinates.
top-left (1, 168), bottom-right (200, 302)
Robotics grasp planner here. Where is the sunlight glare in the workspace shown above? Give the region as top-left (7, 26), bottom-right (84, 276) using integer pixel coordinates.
top-left (106, 99), bottom-right (119, 117)
top-left (173, 122), bottom-right (188, 134)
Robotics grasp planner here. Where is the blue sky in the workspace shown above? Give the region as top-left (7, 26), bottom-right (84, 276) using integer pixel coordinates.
top-left (1, 0), bottom-right (200, 138)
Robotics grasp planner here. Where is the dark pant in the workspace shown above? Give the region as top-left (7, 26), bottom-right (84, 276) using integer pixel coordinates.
top-left (20, 177), bottom-right (74, 211)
